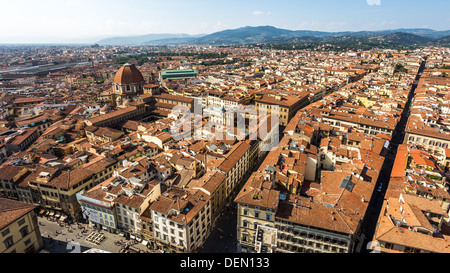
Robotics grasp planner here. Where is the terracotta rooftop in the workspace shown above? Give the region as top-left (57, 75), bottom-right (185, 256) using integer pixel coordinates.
top-left (0, 198), bottom-right (37, 230)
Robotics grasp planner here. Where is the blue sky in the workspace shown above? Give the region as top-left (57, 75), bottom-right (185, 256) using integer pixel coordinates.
top-left (1, 0), bottom-right (450, 43)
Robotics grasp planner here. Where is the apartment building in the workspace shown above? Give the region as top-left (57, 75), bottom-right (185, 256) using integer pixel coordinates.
top-left (5, 128), bottom-right (39, 153)
top-left (76, 178), bottom-right (120, 233)
top-left (114, 180), bottom-right (161, 240)
top-left (255, 91), bottom-right (309, 127)
top-left (321, 112), bottom-right (397, 137)
top-left (149, 188), bottom-right (211, 253)
top-left (85, 126), bottom-right (124, 143)
top-left (15, 114), bottom-right (54, 136)
top-left (0, 198), bottom-right (43, 253)
top-left (216, 141), bottom-right (252, 202)
top-left (373, 193), bottom-right (450, 253)
top-left (26, 165), bottom-right (95, 220)
top-left (0, 165), bottom-right (29, 200)
top-left (405, 127), bottom-right (450, 166)
top-left (152, 93), bottom-right (195, 113)
top-left (192, 170), bottom-right (227, 225)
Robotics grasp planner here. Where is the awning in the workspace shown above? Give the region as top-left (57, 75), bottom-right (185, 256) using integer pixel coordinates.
top-left (142, 240), bottom-right (148, 246)
top-left (119, 232), bottom-right (125, 237)
top-left (130, 235), bottom-right (135, 240)
top-left (39, 210), bottom-right (45, 215)
top-left (49, 211), bottom-right (55, 217)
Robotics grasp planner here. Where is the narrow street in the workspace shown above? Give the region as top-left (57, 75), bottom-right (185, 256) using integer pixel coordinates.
top-left (357, 61), bottom-right (426, 253)
top-left (197, 204), bottom-right (238, 253)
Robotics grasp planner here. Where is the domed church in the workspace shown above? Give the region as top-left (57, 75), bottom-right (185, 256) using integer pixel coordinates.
top-left (111, 63), bottom-right (146, 107)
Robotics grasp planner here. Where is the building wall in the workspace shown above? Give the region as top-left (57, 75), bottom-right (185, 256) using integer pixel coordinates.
top-left (29, 176), bottom-right (96, 220)
top-left (237, 203), bottom-right (276, 253)
top-left (0, 210), bottom-right (43, 253)
top-left (405, 132), bottom-right (450, 164)
top-left (116, 204), bottom-right (140, 236)
top-left (274, 220), bottom-right (352, 253)
top-left (79, 200), bottom-right (117, 233)
top-left (151, 201), bottom-right (211, 253)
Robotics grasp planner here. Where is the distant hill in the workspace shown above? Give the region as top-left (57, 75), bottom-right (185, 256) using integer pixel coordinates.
top-left (373, 28), bottom-right (450, 39)
top-left (97, 33), bottom-right (205, 45)
top-left (436, 36), bottom-right (450, 46)
top-left (190, 26), bottom-right (435, 46)
top-left (97, 26), bottom-right (450, 47)
top-left (364, 32), bottom-right (433, 45)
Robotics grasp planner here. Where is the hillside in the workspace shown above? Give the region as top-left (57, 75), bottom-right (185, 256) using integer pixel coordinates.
top-left (192, 27), bottom-right (434, 46)
top-left (96, 26), bottom-right (450, 47)
top-left (97, 33), bottom-right (205, 45)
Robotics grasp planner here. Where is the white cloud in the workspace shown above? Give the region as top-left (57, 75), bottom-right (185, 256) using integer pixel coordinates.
top-left (367, 0), bottom-right (381, 6)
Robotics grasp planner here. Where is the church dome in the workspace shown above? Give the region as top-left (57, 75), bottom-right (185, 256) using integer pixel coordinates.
top-left (113, 63), bottom-right (145, 84)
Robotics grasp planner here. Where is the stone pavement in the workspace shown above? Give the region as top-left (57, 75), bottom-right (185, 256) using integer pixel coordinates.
top-left (38, 215), bottom-right (160, 253)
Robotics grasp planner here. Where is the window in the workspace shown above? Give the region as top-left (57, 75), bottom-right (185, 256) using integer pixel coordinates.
top-left (253, 222), bottom-right (259, 230)
top-left (1, 229), bottom-right (10, 237)
top-left (3, 236), bottom-right (13, 249)
top-left (254, 211), bottom-right (260, 218)
top-left (266, 213), bottom-right (271, 221)
top-left (243, 209), bottom-right (248, 216)
top-left (18, 218), bottom-right (26, 226)
top-left (385, 243), bottom-right (394, 249)
top-left (20, 226), bottom-right (29, 237)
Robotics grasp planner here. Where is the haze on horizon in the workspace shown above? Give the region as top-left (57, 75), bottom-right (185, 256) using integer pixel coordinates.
top-left (1, 0), bottom-right (450, 44)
